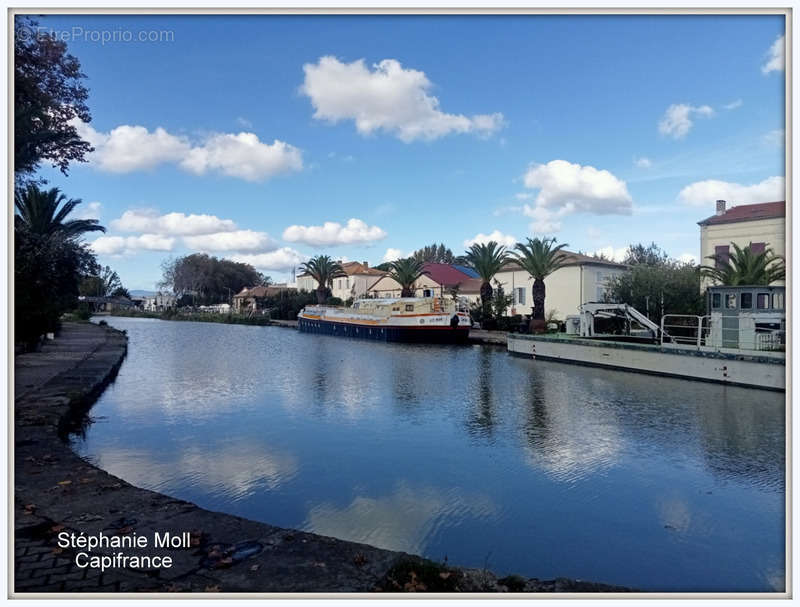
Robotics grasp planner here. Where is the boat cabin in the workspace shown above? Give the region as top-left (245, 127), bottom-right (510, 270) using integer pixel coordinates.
top-left (706, 285), bottom-right (785, 351)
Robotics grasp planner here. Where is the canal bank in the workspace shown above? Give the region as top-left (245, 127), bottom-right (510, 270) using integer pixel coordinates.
top-left (14, 321), bottom-right (629, 594)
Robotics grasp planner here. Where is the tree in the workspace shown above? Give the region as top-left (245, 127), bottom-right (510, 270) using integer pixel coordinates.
top-left (110, 286), bottom-right (131, 299)
top-left (80, 265), bottom-right (122, 297)
top-left (15, 17), bottom-right (93, 184)
top-left (412, 243), bottom-right (456, 264)
top-left (388, 258), bottom-right (428, 297)
top-left (159, 253), bottom-right (266, 304)
top-left (491, 280), bottom-right (513, 320)
top-left (464, 241), bottom-right (508, 320)
top-left (298, 255), bottom-right (346, 304)
top-left (700, 243), bottom-right (785, 286)
top-left (510, 237), bottom-right (570, 332)
top-left (606, 243), bottom-right (704, 317)
top-left (15, 185), bottom-right (105, 239)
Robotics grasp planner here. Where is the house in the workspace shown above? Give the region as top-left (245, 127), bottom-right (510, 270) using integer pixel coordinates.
top-left (698, 200), bottom-right (785, 287)
top-left (143, 292), bottom-right (177, 312)
top-left (297, 261), bottom-right (387, 301)
top-left (79, 295), bottom-right (136, 312)
top-left (233, 284), bottom-right (297, 312)
top-left (367, 262), bottom-right (483, 304)
top-left (492, 251), bottom-right (627, 320)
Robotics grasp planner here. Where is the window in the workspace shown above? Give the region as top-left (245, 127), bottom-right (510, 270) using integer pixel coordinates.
top-left (423, 289), bottom-right (432, 297)
top-left (712, 293), bottom-right (721, 308)
top-left (405, 304), bottom-right (414, 312)
top-left (750, 242), bottom-right (766, 254)
top-left (757, 293), bottom-right (770, 309)
top-left (740, 293), bottom-right (752, 309)
top-left (772, 292), bottom-right (784, 310)
top-left (725, 294), bottom-right (737, 309)
top-left (715, 245), bottom-right (730, 269)
top-left (515, 287), bottom-right (526, 305)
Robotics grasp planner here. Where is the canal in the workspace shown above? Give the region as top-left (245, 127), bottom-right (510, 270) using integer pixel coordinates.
top-left (74, 317), bottom-right (785, 592)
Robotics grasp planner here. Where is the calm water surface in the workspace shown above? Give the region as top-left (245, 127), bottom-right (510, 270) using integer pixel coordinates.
top-left (74, 317), bottom-right (785, 591)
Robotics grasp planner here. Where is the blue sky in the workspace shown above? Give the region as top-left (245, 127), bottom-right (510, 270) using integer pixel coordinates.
top-left (31, 13), bottom-right (785, 291)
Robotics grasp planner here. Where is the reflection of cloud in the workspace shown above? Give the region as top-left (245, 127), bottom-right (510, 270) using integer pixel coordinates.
top-left (303, 481), bottom-right (497, 555)
top-left (94, 442), bottom-right (298, 500)
top-left (657, 496), bottom-right (692, 533)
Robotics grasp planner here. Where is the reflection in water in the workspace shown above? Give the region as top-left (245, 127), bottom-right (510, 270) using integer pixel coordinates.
top-left (304, 481), bottom-right (497, 555)
top-left (74, 317), bottom-right (785, 591)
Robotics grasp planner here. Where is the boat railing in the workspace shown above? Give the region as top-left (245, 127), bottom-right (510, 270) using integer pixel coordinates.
top-left (660, 315), bottom-right (709, 348)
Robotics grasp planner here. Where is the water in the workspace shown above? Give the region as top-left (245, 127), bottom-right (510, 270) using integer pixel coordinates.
top-left (74, 317), bottom-right (785, 592)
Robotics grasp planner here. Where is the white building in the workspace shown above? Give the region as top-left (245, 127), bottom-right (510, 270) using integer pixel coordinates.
top-left (698, 200), bottom-right (785, 287)
top-left (143, 292), bottom-right (177, 312)
top-left (493, 251), bottom-right (627, 320)
top-left (297, 261), bottom-right (387, 301)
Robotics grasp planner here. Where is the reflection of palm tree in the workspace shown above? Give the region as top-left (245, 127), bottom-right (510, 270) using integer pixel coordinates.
top-left (467, 349), bottom-right (496, 438)
top-left (15, 185), bottom-right (106, 238)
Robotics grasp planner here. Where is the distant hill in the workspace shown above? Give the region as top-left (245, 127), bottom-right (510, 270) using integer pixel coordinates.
top-left (129, 290), bottom-right (157, 297)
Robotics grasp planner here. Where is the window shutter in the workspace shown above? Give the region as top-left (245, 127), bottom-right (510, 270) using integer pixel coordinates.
top-left (714, 245), bottom-right (730, 268)
top-left (750, 242), bottom-right (766, 254)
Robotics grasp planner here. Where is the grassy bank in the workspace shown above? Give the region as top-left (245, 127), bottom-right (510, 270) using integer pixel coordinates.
top-left (97, 308), bottom-right (274, 326)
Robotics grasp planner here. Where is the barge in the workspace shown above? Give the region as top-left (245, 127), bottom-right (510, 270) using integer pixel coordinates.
top-left (298, 297), bottom-right (471, 343)
top-left (508, 286), bottom-right (786, 391)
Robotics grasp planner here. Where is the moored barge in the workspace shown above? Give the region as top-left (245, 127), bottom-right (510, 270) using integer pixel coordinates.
top-left (298, 297), bottom-right (471, 343)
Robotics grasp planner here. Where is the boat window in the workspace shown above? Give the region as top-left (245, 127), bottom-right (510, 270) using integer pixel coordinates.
top-left (740, 293), bottom-right (752, 309)
top-left (392, 307), bottom-right (400, 311)
top-left (757, 293), bottom-right (770, 309)
top-left (353, 303), bottom-right (359, 309)
top-left (772, 292), bottom-right (784, 310)
top-left (711, 293), bottom-right (721, 308)
top-left (725, 294), bottom-right (736, 309)
top-left (405, 304), bottom-right (414, 312)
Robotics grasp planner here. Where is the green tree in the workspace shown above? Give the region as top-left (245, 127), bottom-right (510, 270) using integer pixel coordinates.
top-left (15, 17), bottom-right (93, 184)
top-left (15, 185), bottom-right (105, 239)
top-left (701, 243), bottom-right (785, 286)
top-left (491, 280), bottom-right (514, 320)
top-left (510, 237), bottom-right (570, 332)
top-left (464, 241), bottom-right (508, 320)
top-left (388, 258), bottom-right (429, 297)
top-left (606, 244), bottom-right (704, 317)
top-left (80, 265), bottom-right (122, 297)
top-left (299, 255), bottom-right (346, 304)
top-left (412, 243), bottom-right (456, 264)
top-left (159, 253), bottom-right (267, 304)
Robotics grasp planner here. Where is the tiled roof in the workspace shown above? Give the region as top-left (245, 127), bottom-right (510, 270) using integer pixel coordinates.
top-left (422, 262), bottom-right (473, 287)
top-left (698, 201), bottom-right (785, 226)
top-left (234, 285), bottom-right (295, 298)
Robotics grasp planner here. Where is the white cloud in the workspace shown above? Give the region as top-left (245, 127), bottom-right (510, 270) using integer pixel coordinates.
top-left (679, 253), bottom-right (698, 265)
top-left (89, 234), bottom-right (176, 256)
top-left (762, 35), bottom-right (785, 74)
top-left (71, 119), bottom-right (302, 181)
top-left (762, 129), bottom-right (785, 147)
top-left (658, 103), bottom-right (714, 139)
top-left (722, 99), bottom-right (743, 110)
top-left (236, 116), bottom-right (253, 128)
top-left (72, 201), bottom-right (102, 220)
top-left (180, 133), bottom-right (302, 182)
top-left (111, 210), bottom-right (237, 236)
top-left (282, 218), bottom-right (387, 246)
top-left (593, 246), bottom-right (628, 262)
top-left (229, 248), bottom-right (307, 272)
top-left (183, 230), bottom-right (279, 253)
top-left (382, 248), bottom-right (406, 263)
top-left (300, 56), bottom-right (505, 142)
top-left (634, 157), bottom-right (652, 168)
top-left (678, 176), bottom-right (785, 207)
top-left (464, 230), bottom-right (517, 248)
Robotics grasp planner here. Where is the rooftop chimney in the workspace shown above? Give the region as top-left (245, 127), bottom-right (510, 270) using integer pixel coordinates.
top-left (363, 261), bottom-right (369, 268)
top-left (715, 200), bottom-right (726, 215)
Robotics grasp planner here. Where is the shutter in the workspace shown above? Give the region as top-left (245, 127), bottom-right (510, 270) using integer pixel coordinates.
top-left (714, 245), bottom-right (730, 268)
top-left (750, 242), bottom-right (766, 254)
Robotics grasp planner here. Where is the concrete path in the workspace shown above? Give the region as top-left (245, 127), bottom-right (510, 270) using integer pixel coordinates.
top-left (13, 322), bottom-right (631, 595)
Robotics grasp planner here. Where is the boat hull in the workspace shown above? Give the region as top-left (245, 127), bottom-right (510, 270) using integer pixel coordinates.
top-left (297, 316), bottom-right (470, 344)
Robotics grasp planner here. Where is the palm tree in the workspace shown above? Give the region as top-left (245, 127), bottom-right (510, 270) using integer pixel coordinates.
top-left (299, 255), bottom-right (346, 304)
top-left (510, 237), bottom-right (570, 332)
top-left (701, 243), bottom-right (785, 286)
top-left (14, 185), bottom-right (105, 238)
top-left (465, 241), bottom-right (508, 318)
top-left (388, 258), bottom-right (428, 297)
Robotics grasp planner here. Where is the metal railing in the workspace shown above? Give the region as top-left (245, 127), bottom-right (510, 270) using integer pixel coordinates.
top-left (661, 314), bottom-right (784, 352)
top-left (660, 315), bottom-right (709, 347)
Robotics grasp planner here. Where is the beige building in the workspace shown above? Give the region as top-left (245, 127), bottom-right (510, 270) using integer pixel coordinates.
top-left (698, 200), bottom-right (785, 286)
top-left (297, 261), bottom-right (387, 301)
top-left (493, 252), bottom-right (627, 320)
top-left (367, 263), bottom-right (483, 304)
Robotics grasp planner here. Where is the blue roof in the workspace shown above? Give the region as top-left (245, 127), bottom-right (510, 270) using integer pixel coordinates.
top-left (452, 264), bottom-right (479, 278)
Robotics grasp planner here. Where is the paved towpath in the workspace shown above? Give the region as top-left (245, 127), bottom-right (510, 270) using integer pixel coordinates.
top-left (14, 322), bottom-right (631, 595)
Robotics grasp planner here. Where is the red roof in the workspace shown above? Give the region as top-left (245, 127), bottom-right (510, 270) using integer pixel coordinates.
top-left (422, 262), bottom-right (473, 287)
top-left (698, 201), bottom-right (785, 226)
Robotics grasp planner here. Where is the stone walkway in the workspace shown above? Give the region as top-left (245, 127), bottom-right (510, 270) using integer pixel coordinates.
top-left (14, 322), bottom-right (632, 595)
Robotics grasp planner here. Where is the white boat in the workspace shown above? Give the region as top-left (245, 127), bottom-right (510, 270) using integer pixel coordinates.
top-left (298, 297), bottom-right (471, 343)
